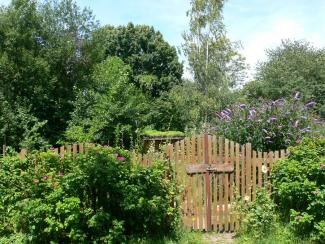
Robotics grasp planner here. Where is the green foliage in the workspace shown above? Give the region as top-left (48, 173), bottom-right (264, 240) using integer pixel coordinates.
top-left (0, 93), bottom-right (48, 150)
top-left (244, 40), bottom-right (325, 118)
top-left (66, 57), bottom-right (150, 147)
top-left (142, 129), bottom-right (185, 138)
top-left (183, 0), bottom-right (246, 91)
top-left (214, 96), bottom-right (320, 151)
top-left (0, 233), bottom-right (27, 244)
top-left (271, 137), bottom-right (325, 241)
top-left (129, 230), bottom-right (208, 244)
top-left (0, 0), bottom-right (98, 144)
top-left (237, 189), bottom-right (311, 244)
top-left (149, 81), bottom-right (239, 134)
top-left (236, 223), bottom-right (310, 244)
top-left (238, 189), bottom-right (278, 239)
top-left (0, 146), bottom-right (180, 242)
top-left (91, 23), bottom-right (183, 97)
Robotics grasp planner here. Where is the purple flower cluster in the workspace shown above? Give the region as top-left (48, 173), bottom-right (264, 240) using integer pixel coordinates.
top-left (216, 108), bottom-right (232, 120)
top-left (213, 93), bottom-right (317, 151)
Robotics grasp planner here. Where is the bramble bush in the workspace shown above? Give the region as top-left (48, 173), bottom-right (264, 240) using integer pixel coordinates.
top-left (271, 137), bottom-right (325, 242)
top-left (0, 146), bottom-right (180, 243)
top-left (214, 93), bottom-right (322, 151)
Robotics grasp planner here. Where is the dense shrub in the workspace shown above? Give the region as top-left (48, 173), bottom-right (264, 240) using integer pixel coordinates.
top-left (272, 137), bottom-right (325, 242)
top-left (238, 189), bottom-right (278, 239)
top-left (0, 146), bottom-right (180, 243)
top-left (214, 94), bottom-right (321, 151)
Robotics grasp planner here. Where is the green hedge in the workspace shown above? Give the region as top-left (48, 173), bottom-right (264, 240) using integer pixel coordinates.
top-left (142, 129), bottom-right (185, 138)
top-left (271, 137), bottom-right (325, 242)
top-left (0, 146), bottom-right (180, 243)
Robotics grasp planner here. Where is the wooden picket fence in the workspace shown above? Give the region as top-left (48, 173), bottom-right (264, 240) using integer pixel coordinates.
top-left (1, 143), bottom-right (94, 160)
top-left (2, 134), bottom-right (287, 232)
top-left (133, 134), bottom-right (287, 232)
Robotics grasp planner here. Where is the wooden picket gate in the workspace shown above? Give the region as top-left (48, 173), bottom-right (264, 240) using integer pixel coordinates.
top-left (161, 134), bottom-right (286, 232)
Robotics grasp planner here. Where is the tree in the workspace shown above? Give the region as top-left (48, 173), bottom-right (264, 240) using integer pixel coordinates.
top-left (90, 23), bottom-right (183, 97)
top-left (182, 0), bottom-right (246, 92)
top-left (244, 40), bottom-right (325, 118)
top-left (0, 92), bottom-right (48, 151)
top-left (66, 57), bottom-right (149, 147)
top-left (0, 0), bottom-right (98, 144)
top-left (148, 81), bottom-right (239, 133)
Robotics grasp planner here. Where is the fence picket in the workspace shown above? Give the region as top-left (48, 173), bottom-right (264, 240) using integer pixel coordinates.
top-left (19, 148), bottom-right (27, 160)
top-left (224, 139), bottom-right (229, 232)
top-left (192, 174), bottom-right (198, 230)
top-left (218, 137), bottom-right (224, 231)
top-left (263, 152), bottom-right (268, 187)
top-left (212, 135), bottom-right (218, 229)
top-left (235, 143), bottom-right (240, 230)
top-left (252, 151), bottom-right (257, 201)
top-left (246, 143), bottom-right (252, 201)
top-left (229, 141), bottom-right (235, 232)
top-left (72, 144), bottom-right (77, 160)
top-left (175, 141), bottom-right (179, 179)
top-left (79, 143), bottom-right (84, 154)
top-left (241, 145), bottom-right (246, 198)
top-left (257, 151), bottom-right (262, 188)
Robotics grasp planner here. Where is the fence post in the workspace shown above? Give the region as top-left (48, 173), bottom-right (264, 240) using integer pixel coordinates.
top-left (204, 133), bottom-right (212, 231)
top-left (19, 149), bottom-right (27, 160)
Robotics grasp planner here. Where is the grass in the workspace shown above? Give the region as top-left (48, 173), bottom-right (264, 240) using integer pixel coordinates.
top-left (142, 129), bottom-right (185, 138)
top-left (235, 223), bottom-right (312, 244)
top-left (129, 230), bottom-right (208, 244)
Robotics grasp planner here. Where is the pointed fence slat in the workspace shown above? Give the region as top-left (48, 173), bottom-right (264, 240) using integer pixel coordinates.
top-left (218, 137), bottom-right (224, 231)
top-left (252, 151), bottom-right (257, 201)
top-left (241, 144), bottom-right (246, 198)
top-left (235, 143), bottom-right (240, 230)
top-left (258, 151), bottom-right (263, 188)
top-left (246, 143), bottom-right (252, 201)
top-left (229, 141), bottom-right (235, 232)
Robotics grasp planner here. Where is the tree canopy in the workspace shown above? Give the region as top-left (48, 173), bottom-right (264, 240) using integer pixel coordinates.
top-left (0, 0), bottom-right (323, 152)
top-left (91, 23), bottom-right (183, 97)
top-left (0, 0), bottom-right (97, 145)
top-left (183, 0), bottom-right (246, 92)
top-left (244, 40), bottom-right (325, 118)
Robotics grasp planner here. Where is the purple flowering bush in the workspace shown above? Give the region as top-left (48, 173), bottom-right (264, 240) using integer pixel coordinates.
top-left (214, 94), bottom-right (322, 151)
top-left (0, 146), bottom-right (179, 242)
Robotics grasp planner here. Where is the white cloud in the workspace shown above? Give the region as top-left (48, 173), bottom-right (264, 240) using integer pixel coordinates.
top-left (242, 18), bottom-right (324, 80)
top-left (0, 0), bottom-right (10, 6)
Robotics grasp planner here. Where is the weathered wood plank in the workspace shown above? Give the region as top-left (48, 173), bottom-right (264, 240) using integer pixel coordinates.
top-left (252, 151), bottom-right (257, 201)
top-left (246, 143), bottom-right (252, 201)
top-left (72, 144), bottom-right (77, 160)
top-left (229, 141), bottom-right (235, 232)
top-left (235, 143), bottom-right (240, 230)
top-left (198, 174), bottom-right (203, 230)
top-left (19, 148), bottom-right (27, 160)
top-left (224, 139), bottom-right (229, 232)
top-left (204, 134), bottom-right (212, 231)
top-left (186, 164), bottom-right (234, 174)
top-left (241, 145), bottom-right (246, 197)
top-left (258, 151), bottom-right (262, 188)
top-left (192, 174), bottom-right (198, 230)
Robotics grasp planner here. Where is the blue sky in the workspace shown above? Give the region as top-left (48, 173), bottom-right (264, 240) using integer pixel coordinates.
top-left (1, 0), bottom-right (325, 78)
